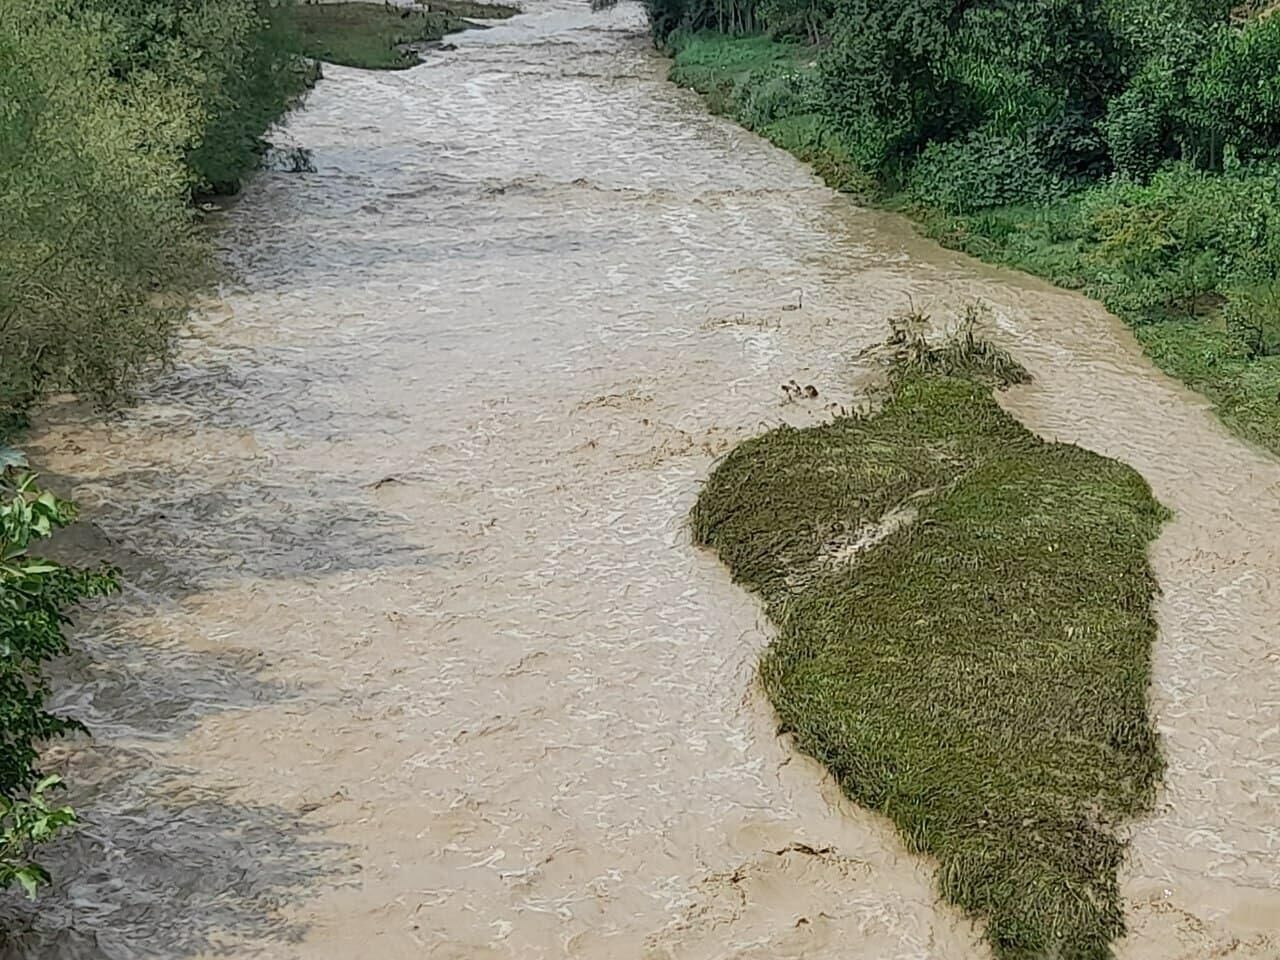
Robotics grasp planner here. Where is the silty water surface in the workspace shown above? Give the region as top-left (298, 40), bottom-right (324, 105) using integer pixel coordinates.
top-left (8, 2), bottom-right (1279, 957)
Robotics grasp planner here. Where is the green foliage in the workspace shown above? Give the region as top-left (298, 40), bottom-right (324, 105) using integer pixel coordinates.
top-left (757, 0), bottom-right (830, 41)
top-left (0, 466), bottom-right (116, 898)
top-left (0, 470), bottom-right (117, 796)
top-left (1224, 281), bottom-right (1280, 358)
top-left (736, 67), bottom-right (816, 130)
top-left (692, 332), bottom-right (1168, 958)
top-left (290, 2), bottom-right (515, 72)
top-left (0, 0), bottom-right (313, 427)
top-left (0, 776), bottom-right (77, 900)
top-left (907, 131), bottom-right (1066, 213)
top-left (665, 13), bottom-right (1280, 457)
top-left (595, 0), bottom-right (760, 42)
top-left (658, 0), bottom-right (1280, 199)
top-left (667, 32), bottom-right (873, 193)
top-left (916, 162), bottom-right (1280, 454)
top-left (1189, 14), bottom-right (1280, 165)
top-left (816, 0), bottom-right (1122, 183)
top-left (883, 306), bottom-right (1033, 389)
top-left (816, 0), bottom-right (956, 175)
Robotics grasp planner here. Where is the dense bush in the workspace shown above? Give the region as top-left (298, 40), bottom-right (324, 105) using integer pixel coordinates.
top-left (0, 462), bottom-right (117, 896)
top-left (907, 131), bottom-right (1067, 213)
top-left (0, 0), bottom-right (312, 428)
top-left (1225, 281), bottom-right (1280, 358)
top-left (736, 67), bottom-right (817, 130)
top-left (654, 0), bottom-right (1280, 205)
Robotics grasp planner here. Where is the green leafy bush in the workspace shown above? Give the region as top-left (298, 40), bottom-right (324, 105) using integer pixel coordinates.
top-left (0, 777), bottom-right (77, 900)
top-left (0, 469), bottom-right (117, 795)
top-left (1190, 14), bottom-right (1280, 165)
top-left (736, 67), bottom-right (815, 130)
top-left (908, 131), bottom-right (1066, 213)
top-left (0, 464), bottom-right (116, 897)
top-left (1224, 281), bottom-right (1280, 358)
top-left (0, 0), bottom-right (312, 427)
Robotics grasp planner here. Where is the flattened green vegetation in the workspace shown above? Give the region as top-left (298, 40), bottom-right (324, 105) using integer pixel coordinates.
top-left (691, 331), bottom-right (1169, 958)
top-left (292, 1), bottom-right (516, 70)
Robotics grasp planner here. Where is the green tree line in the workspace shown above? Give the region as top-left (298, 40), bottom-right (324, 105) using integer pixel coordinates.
top-left (634, 0), bottom-right (1280, 191)
top-left (0, 0), bottom-right (314, 432)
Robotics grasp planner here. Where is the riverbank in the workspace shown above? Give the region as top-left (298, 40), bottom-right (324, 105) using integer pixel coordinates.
top-left (667, 29), bottom-right (1280, 457)
top-left (0, 1), bottom-right (313, 436)
top-left (292, 1), bottom-right (517, 70)
top-left (692, 323), bottom-right (1169, 957)
top-left (0, 0), bottom-right (525, 908)
top-left (0, 0), bottom-right (520, 438)
top-left (7, 1), bottom-right (1279, 956)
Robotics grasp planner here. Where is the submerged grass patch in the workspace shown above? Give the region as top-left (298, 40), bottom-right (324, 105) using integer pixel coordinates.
top-left (291, 1), bottom-right (515, 70)
top-left (691, 328), bottom-right (1168, 958)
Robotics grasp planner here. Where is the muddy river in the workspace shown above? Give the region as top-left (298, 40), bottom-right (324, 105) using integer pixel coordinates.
top-left (7, 1), bottom-right (1278, 957)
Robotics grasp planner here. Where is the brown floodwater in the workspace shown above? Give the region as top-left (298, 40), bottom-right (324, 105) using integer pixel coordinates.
top-left (6, 2), bottom-right (1278, 957)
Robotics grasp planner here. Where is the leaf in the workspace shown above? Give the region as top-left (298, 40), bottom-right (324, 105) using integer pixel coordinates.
top-left (0, 446), bottom-right (27, 470)
top-left (15, 865), bottom-right (48, 900)
top-left (33, 775), bottom-right (63, 793)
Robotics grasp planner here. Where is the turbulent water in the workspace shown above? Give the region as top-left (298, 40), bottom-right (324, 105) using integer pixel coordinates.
top-left (6, 2), bottom-right (1279, 957)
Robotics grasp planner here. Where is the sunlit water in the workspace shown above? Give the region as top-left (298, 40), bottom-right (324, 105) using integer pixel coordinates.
top-left (5, 2), bottom-right (1278, 957)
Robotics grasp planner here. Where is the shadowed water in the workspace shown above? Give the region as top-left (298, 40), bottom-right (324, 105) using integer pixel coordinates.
top-left (7, 1), bottom-right (1279, 957)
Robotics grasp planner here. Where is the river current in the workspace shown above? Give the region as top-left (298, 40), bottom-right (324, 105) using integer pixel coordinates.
top-left (6, 2), bottom-right (1279, 957)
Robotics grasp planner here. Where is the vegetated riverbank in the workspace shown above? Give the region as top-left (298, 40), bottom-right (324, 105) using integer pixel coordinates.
top-left (664, 12), bottom-right (1280, 458)
top-left (0, 0), bottom-right (517, 909)
top-left (0, 0), bottom-right (313, 435)
top-left (692, 321), bottom-right (1170, 957)
top-left (293, 1), bottom-right (516, 70)
top-left (0, 0), bottom-right (318, 906)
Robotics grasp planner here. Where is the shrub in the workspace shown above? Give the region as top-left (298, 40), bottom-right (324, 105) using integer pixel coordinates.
top-left (736, 67), bottom-right (815, 130)
top-left (0, 464), bottom-right (117, 896)
top-left (907, 131), bottom-right (1066, 213)
top-left (0, 468), bottom-right (118, 795)
top-left (1225, 281), bottom-right (1280, 358)
top-left (0, 777), bottom-right (77, 900)
top-left (0, 0), bottom-right (312, 427)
